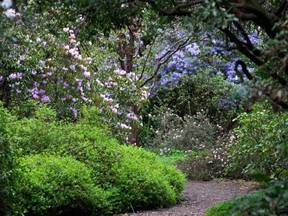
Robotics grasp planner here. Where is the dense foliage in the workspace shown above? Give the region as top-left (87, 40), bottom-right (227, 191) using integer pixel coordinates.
top-left (0, 102), bottom-right (16, 215)
top-left (228, 101), bottom-right (288, 179)
top-left (1, 0), bottom-right (288, 214)
top-left (2, 104), bottom-right (185, 215)
top-left (12, 154), bottom-right (109, 215)
top-left (205, 180), bottom-right (288, 216)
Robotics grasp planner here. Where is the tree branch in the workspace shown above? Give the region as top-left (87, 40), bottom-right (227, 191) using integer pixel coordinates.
top-left (228, 0), bottom-right (279, 38)
top-left (139, 37), bottom-right (190, 88)
top-left (221, 29), bottom-right (262, 65)
top-left (235, 59), bottom-right (253, 81)
top-left (275, 0), bottom-right (288, 19)
top-left (220, 27), bottom-right (264, 66)
top-left (232, 21), bottom-right (261, 56)
top-left (137, 42), bottom-right (153, 82)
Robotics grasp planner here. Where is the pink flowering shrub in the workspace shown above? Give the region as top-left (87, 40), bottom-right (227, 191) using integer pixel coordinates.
top-left (0, 11), bottom-right (94, 119)
top-left (0, 9), bottom-right (149, 142)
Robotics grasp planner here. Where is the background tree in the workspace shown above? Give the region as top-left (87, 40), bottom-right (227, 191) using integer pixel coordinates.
top-left (57, 0), bottom-right (288, 108)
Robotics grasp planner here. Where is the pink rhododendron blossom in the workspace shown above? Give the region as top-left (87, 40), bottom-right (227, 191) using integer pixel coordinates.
top-left (41, 95), bottom-right (50, 103)
top-left (69, 65), bottom-right (76, 71)
top-left (83, 71), bottom-right (90, 78)
top-left (114, 69), bottom-right (126, 76)
top-left (9, 73), bottom-right (17, 79)
top-left (39, 60), bottom-right (45, 65)
top-left (33, 94), bottom-right (40, 100)
top-left (19, 55), bottom-right (26, 61)
top-left (69, 34), bottom-right (76, 39)
top-left (69, 107), bottom-right (78, 119)
top-left (96, 79), bottom-right (104, 87)
top-left (79, 65), bottom-right (87, 71)
top-left (86, 82), bottom-right (91, 90)
top-left (126, 113), bottom-right (138, 121)
top-left (85, 57), bottom-right (92, 64)
top-left (119, 123), bottom-right (132, 130)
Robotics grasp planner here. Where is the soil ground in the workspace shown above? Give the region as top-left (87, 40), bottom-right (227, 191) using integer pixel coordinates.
top-left (117, 180), bottom-right (258, 216)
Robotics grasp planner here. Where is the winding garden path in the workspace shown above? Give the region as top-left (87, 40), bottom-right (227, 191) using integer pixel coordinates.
top-left (119, 180), bottom-right (257, 216)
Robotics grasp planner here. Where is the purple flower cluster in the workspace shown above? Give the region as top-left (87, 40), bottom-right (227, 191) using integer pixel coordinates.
top-left (155, 31), bottom-right (260, 90)
top-left (148, 31), bottom-right (261, 110)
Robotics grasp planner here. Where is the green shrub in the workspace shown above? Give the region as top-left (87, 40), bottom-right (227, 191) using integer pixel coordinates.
top-left (205, 199), bottom-right (235, 216)
top-left (144, 108), bottom-right (219, 154)
top-left (0, 103), bottom-right (17, 215)
top-left (12, 154), bottom-right (110, 215)
top-left (109, 145), bottom-right (186, 212)
top-left (156, 150), bottom-right (187, 165)
top-left (204, 194), bottom-right (260, 216)
top-left (6, 106), bottom-right (186, 214)
top-left (6, 105), bottom-right (63, 155)
top-left (175, 135), bottom-right (245, 181)
top-left (57, 134), bottom-right (186, 213)
top-left (228, 180), bottom-right (288, 216)
top-left (205, 180), bottom-right (288, 216)
top-left (228, 101), bottom-right (288, 178)
top-left (146, 70), bottom-right (243, 130)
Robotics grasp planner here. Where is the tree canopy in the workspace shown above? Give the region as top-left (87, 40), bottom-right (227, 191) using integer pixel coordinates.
top-left (61, 0), bottom-right (288, 108)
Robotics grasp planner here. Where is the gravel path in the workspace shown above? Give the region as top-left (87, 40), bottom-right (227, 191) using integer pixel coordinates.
top-left (117, 180), bottom-right (257, 216)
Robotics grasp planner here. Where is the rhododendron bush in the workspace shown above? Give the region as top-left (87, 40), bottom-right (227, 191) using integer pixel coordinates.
top-left (0, 7), bottom-right (151, 142)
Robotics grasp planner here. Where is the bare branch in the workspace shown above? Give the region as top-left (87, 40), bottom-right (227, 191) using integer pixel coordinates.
top-left (139, 37), bottom-right (190, 88)
top-left (220, 27), bottom-right (264, 66)
top-left (137, 42), bottom-right (154, 82)
top-left (235, 59), bottom-right (253, 81)
top-left (163, 0), bottom-right (203, 15)
top-left (275, 0), bottom-right (288, 19)
top-left (232, 21), bottom-right (261, 56)
top-left (228, 0), bottom-right (279, 38)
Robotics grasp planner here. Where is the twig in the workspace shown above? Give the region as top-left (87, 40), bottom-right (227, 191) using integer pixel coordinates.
top-left (139, 37), bottom-right (190, 88)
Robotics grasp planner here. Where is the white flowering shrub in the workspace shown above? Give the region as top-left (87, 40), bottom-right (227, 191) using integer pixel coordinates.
top-left (175, 134), bottom-right (245, 180)
top-left (142, 107), bottom-right (245, 180)
top-left (227, 101), bottom-right (288, 179)
top-left (146, 108), bottom-right (219, 154)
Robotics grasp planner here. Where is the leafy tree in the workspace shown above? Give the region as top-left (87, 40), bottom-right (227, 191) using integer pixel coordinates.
top-left (56, 0), bottom-right (288, 108)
